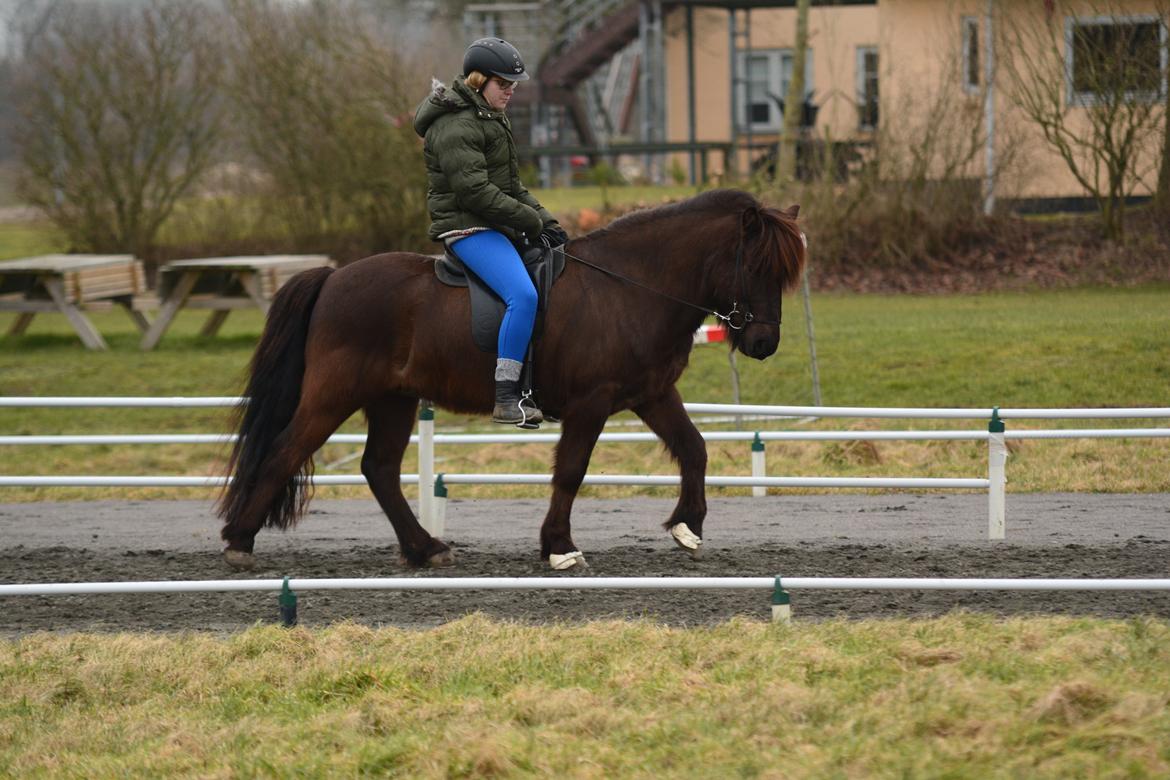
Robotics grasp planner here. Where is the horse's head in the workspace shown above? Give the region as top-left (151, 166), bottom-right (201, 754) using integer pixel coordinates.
top-left (721, 200), bottom-right (807, 360)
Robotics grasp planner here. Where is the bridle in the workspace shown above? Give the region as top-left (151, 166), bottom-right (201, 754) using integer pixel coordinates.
top-left (556, 209), bottom-right (790, 331)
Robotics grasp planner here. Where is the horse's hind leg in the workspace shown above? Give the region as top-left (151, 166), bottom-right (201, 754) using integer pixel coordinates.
top-left (222, 402), bottom-right (352, 569)
top-left (363, 395), bottom-right (454, 568)
top-left (540, 397), bottom-right (610, 570)
top-left (633, 387), bottom-right (708, 559)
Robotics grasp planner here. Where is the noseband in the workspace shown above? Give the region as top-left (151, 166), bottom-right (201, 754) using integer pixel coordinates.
top-left (560, 208), bottom-right (787, 330)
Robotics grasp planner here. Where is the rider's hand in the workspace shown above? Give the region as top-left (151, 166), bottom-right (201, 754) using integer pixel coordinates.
top-left (539, 223), bottom-right (569, 248)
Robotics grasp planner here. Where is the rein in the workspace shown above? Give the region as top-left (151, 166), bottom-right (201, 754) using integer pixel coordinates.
top-left (557, 212), bottom-right (781, 331)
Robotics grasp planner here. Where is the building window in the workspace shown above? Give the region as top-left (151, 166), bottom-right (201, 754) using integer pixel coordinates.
top-left (856, 46), bottom-right (879, 130)
top-left (1066, 15), bottom-right (1167, 105)
top-left (962, 16), bottom-right (980, 93)
top-left (736, 49), bottom-right (815, 133)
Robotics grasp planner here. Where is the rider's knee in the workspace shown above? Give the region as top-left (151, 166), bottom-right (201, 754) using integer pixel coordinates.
top-left (508, 282), bottom-right (538, 316)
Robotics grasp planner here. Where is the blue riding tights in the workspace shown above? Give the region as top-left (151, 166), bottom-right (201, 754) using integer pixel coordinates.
top-left (451, 230), bottom-right (537, 363)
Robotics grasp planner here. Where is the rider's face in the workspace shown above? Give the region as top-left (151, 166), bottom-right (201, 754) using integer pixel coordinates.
top-left (482, 77), bottom-right (516, 111)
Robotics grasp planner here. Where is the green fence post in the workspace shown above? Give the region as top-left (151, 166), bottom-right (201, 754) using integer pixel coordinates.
top-left (278, 576), bottom-right (298, 627)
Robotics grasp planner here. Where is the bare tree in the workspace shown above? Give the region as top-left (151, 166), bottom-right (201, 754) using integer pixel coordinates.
top-left (775, 0), bottom-right (810, 183)
top-left (1156, 1), bottom-right (1170, 215)
top-left (998, 2), bottom-right (1165, 240)
top-left (11, 1), bottom-right (224, 255)
top-left (771, 21), bottom-right (1027, 273)
top-left (224, 0), bottom-right (430, 256)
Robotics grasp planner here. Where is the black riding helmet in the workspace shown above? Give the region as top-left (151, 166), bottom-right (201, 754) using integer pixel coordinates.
top-left (462, 37), bottom-right (530, 82)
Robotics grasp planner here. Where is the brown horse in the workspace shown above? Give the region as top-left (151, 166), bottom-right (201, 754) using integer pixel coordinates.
top-left (218, 189), bottom-right (807, 571)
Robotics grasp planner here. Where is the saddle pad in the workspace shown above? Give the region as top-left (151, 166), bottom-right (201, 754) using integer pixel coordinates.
top-left (434, 245), bottom-right (566, 353)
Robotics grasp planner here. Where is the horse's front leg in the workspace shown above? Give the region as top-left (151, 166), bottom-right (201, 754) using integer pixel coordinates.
top-left (540, 397), bottom-right (610, 570)
top-left (634, 387), bottom-right (708, 559)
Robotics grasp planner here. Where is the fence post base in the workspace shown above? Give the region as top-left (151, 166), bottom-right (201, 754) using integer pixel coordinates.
top-left (432, 474), bottom-right (448, 539)
top-left (278, 576), bottom-right (298, 627)
top-left (771, 576), bottom-right (792, 623)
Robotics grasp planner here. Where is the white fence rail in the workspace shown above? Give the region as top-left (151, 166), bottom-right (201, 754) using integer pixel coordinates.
top-left (6, 576), bottom-right (1170, 597)
top-left (4, 575), bottom-right (1169, 624)
top-left (3, 397), bottom-right (1169, 541)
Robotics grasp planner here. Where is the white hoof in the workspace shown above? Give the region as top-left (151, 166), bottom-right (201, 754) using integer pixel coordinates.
top-left (671, 523), bottom-right (703, 559)
top-left (549, 550), bottom-right (586, 570)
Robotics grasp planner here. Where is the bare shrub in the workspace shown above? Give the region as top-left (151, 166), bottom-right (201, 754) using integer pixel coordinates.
top-left (998, 1), bottom-right (1167, 240)
top-left (10, 0), bottom-right (224, 255)
top-left (224, 0), bottom-right (430, 259)
top-left (776, 72), bottom-right (1001, 275)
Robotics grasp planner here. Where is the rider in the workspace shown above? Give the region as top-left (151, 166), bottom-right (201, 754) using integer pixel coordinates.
top-left (414, 37), bottom-right (569, 426)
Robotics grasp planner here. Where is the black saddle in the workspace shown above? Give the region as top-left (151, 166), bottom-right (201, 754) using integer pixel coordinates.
top-left (434, 243), bottom-right (566, 353)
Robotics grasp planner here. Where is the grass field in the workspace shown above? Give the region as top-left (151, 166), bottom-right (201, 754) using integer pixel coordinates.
top-left (3, 211), bottom-right (1168, 777)
top-left (1, 285), bottom-right (1168, 501)
top-left (1, 615), bottom-right (1168, 777)
top-left (0, 221), bottom-right (65, 260)
top-left (535, 183), bottom-right (702, 213)
top-left (0, 184), bottom-right (697, 263)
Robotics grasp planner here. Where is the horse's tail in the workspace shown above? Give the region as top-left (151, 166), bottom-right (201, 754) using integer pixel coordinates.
top-left (218, 266), bottom-right (334, 531)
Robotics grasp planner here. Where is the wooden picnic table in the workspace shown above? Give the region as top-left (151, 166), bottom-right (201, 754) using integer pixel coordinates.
top-left (0, 254), bottom-right (150, 350)
top-left (139, 255), bottom-right (333, 350)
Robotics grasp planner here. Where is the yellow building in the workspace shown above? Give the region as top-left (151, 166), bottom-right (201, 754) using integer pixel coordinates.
top-left (661, 0), bottom-right (1167, 205)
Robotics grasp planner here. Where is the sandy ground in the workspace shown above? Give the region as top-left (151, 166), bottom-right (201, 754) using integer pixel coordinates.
top-left (1, 493), bottom-right (1168, 635)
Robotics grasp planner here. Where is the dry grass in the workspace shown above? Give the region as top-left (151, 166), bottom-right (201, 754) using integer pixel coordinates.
top-left (1, 614), bottom-right (1168, 777)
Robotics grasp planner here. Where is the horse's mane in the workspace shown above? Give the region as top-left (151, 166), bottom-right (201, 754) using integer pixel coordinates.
top-left (579, 188), bottom-right (807, 292)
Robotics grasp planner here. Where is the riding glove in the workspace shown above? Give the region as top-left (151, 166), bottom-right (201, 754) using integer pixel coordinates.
top-left (539, 223), bottom-right (569, 248)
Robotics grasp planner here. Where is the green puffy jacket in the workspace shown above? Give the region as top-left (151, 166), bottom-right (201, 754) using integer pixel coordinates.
top-left (413, 77), bottom-right (554, 244)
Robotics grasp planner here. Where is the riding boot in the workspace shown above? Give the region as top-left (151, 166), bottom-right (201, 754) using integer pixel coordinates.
top-left (493, 358), bottom-right (543, 426)
top-left (493, 380), bottom-right (544, 426)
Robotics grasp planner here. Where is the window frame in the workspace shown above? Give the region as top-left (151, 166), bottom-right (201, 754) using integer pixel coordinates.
top-left (856, 45), bottom-right (879, 130)
top-left (1064, 14), bottom-right (1168, 107)
top-left (735, 48), bottom-right (815, 133)
top-left (961, 15), bottom-right (981, 94)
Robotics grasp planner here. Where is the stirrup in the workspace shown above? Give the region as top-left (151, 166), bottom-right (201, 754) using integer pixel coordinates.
top-left (492, 399), bottom-right (542, 428)
top-left (516, 391), bottom-right (542, 429)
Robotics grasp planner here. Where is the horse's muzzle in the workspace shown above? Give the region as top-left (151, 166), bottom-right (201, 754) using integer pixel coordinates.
top-left (741, 327), bottom-right (780, 360)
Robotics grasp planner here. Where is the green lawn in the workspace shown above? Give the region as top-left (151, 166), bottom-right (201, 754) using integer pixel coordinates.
top-left (0, 222), bottom-right (65, 260)
top-left (532, 184), bottom-right (702, 213)
top-left (1, 285), bottom-right (1167, 500)
top-left (0, 185), bottom-right (700, 264)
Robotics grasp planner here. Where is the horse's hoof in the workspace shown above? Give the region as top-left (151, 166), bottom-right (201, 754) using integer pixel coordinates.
top-left (224, 549), bottom-right (256, 571)
top-left (427, 549), bottom-right (456, 568)
top-left (670, 523), bottom-right (703, 559)
top-left (549, 551), bottom-right (587, 571)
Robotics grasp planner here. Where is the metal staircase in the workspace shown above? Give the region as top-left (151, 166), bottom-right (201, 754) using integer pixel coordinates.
top-left (463, 0), bottom-right (654, 162)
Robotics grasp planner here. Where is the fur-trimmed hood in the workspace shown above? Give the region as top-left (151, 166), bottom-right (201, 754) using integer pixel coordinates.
top-left (413, 76), bottom-right (483, 137)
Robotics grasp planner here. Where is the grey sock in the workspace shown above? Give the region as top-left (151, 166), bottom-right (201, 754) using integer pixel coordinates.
top-left (495, 358), bottom-right (523, 382)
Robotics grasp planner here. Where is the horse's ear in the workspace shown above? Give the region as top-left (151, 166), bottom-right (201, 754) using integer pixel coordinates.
top-left (783, 204), bottom-right (800, 219)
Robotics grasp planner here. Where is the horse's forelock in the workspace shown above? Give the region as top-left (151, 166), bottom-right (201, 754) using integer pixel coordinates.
top-left (749, 206), bottom-right (807, 292)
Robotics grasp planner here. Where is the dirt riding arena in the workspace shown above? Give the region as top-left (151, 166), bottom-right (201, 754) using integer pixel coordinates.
top-left (2, 493), bottom-right (1168, 635)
